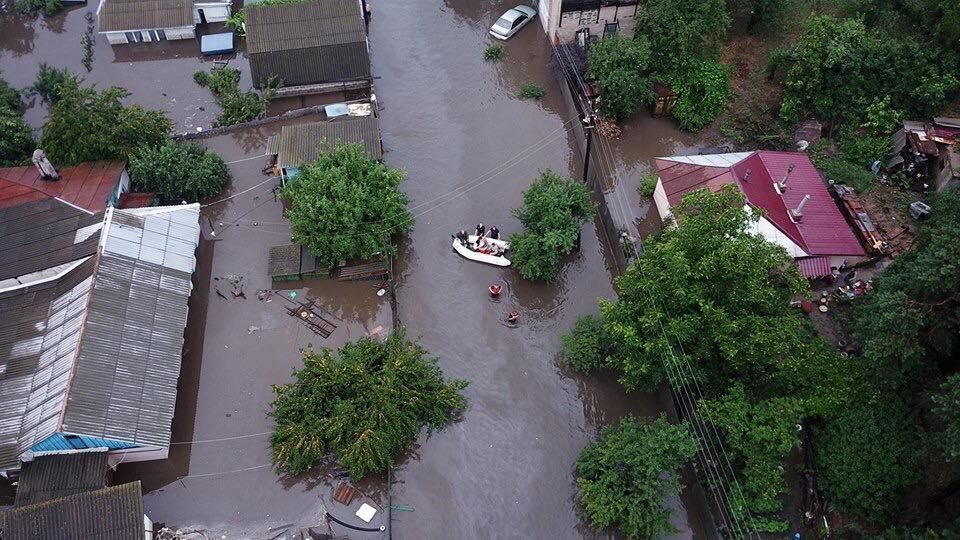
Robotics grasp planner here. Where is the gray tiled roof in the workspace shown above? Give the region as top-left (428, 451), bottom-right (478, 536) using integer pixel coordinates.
top-left (246, 0), bottom-right (370, 88)
top-left (61, 205), bottom-right (200, 449)
top-left (0, 481), bottom-right (144, 540)
top-left (14, 450), bottom-right (109, 506)
top-left (0, 198), bottom-right (101, 284)
top-left (276, 117), bottom-right (382, 170)
top-left (98, 0), bottom-right (194, 32)
top-left (0, 258), bottom-right (96, 471)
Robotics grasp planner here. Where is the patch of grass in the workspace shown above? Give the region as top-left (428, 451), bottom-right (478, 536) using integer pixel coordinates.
top-left (518, 83), bottom-right (545, 100)
top-left (484, 44), bottom-right (505, 61)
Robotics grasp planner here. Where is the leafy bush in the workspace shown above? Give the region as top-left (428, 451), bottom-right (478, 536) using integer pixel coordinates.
top-left (30, 63), bottom-right (73, 102)
top-left (576, 415), bottom-right (697, 539)
top-left (668, 58), bottom-right (729, 131)
top-left (639, 173), bottom-right (658, 197)
top-left (40, 78), bottom-right (172, 166)
top-left (633, 0), bottom-right (730, 73)
top-left (15, 0), bottom-right (62, 15)
top-left (861, 95), bottom-right (903, 136)
top-left (933, 374), bottom-right (960, 461)
top-left (587, 36), bottom-right (654, 120)
top-left (129, 142), bottom-right (230, 202)
top-left (0, 77), bottom-right (21, 112)
top-left (837, 130), bottom-right (888, 170)
top-left (483, 44), bottom-right (504, 61)
top-left (270, 330), bottom-right (467, 479)
top-left (518, 83), bottom-right (545, 100)
top-left (284, 143), bottom-right (413, 268)
top-left (194, 67), bottom-right (274, 126)
top-left (508, 170), bottom-right (594, 281)
top-left (817, 397), bottom-right (920, 524)
top-left (0, 107), bottom-right (33, 166)
top-left (562, 315), bottom-right (616, 373)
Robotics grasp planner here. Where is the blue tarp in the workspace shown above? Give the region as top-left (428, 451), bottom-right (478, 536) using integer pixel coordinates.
top-left (201, 33), bottom-right (235, 56)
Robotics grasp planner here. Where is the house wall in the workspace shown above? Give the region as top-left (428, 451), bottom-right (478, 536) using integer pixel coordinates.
top-left (193, 2), bottom-right (231, 24)
top-left (102, 26), bottom-right (195, 45)
top-left (143, 514), bottom-right (154, 540)
top-left (111, 168), bottom-right (130, 207)
top-left (552, 3), bottom-right (638, 43)
top-left (106, 445), bottom-right (168, 466)
top-left (653, 178), bottom-right (671, 221)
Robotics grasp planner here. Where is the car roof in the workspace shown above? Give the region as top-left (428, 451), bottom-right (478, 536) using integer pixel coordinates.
top-left (500, 9), bottom-right (522, 21)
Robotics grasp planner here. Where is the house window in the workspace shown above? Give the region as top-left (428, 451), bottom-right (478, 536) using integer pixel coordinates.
top-left (124, 31), bottom-right (142, 44)
top-left (63, 434), bottom-right (87, 449)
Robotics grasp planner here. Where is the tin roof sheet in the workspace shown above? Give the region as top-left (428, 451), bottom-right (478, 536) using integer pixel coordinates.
top-left (276, 117), bottom-right (381, 169)
top-left (14, 450), bottom-right (109, 506)
top-left (98, 0), bottom-right (194, 32)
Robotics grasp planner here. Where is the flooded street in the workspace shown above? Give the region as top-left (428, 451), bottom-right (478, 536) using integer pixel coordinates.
top-left (371, 0), bottom-right (705, 537)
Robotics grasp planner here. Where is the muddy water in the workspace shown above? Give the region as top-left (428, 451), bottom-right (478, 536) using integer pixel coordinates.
top-left (0, 4), bottom-right (251, 132)
top-left (370, 0), bottom-right (702, 537)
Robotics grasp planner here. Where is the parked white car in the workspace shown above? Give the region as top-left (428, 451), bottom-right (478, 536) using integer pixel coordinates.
top-left (489, 5), bottom-right (537, 40)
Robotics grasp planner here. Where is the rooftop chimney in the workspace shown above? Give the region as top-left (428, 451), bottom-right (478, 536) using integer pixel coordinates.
top-left (776, 163), bottom-right (795, 193)
top-left (790, 194), bottom-right (811, 221)
top-left (32, 149), bottom-right (59, 181)
top-left (742, 168), bottom-right (752, 182)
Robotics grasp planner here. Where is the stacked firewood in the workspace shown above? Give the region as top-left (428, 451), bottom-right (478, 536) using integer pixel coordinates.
top-left (596, 117), bottom-right (621, 139)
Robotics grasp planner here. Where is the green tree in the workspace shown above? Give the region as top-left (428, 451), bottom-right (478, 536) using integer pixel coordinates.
top-left (561, 314), bottom-right (617, 373)
top-left (284, 143), bottom-right (413, 268)
top-left (816, 397), bottom-right (920, 524)
top-left (30, 63), bottom-right (73, 102)
top-left (508, 170), bottom-right (594, 281)
top-left (634, 0), bottom-right (730, 73)
top-left (0, 77), bottom-right (20, 112)
top-left (128, 142), bottom-right (230, 202)
top-left (40, 78), bottom-right (172, 166)
top-left (933, 373), bottom-right (960, 461)
top-left (14, 0), bottom-right (62, 15)
top-left (0, 107), bottom-right (33, 167)
top-left (667, 58), bottom-right (729, 131)
top-left (700, 384), bottom-right (801, 532)
top-left (587, 36), bottom-right (654, 120)
top-left (600, 185), bottom-right (807, 392)
top-left (269, 329), bottom-right (467, 479)
top-left (576, 415), bottom-right (697, 539)
top-left (194, 67), bottom-right (276, 127)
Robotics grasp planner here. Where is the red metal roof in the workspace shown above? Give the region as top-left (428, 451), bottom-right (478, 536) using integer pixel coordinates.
top-left (0, 161), bottom-right (125, 213)
top-left (797, 256), bottom-right (832, 279)
top-left (656, 151), bottom-right (866, 258)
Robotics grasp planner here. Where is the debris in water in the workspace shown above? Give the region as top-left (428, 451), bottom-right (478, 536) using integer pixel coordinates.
top-left (247, 325), bottom-right (260, 335)
top-left (333, 481), bottom-right (359, 505)
top-left (268, 523), bottom-right (295, 532)
top-left (215, 289), bottom-right (228, 301)
top-left (368, 325), bottom-right (384, 336)
top-left (355, 503), bottom-right (377, 523)
top-left (257, 289), bottom-right (273, 301)
top-left (290, 291), bottom-right (297, 300)
top-left (376, 288), bottom-right (386, 297)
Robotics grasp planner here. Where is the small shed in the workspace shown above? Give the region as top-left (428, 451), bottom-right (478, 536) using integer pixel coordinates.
top-left (268, 116), bottom-right (383, 182)
top-left (269, 244), bottom-right (302, 283)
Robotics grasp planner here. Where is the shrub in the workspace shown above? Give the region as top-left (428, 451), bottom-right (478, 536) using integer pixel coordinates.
top-left (270, 330), bottom-right (467, 479)
top-left (0, 107), bottom-right (33, 166)
top-left (508, 170), bottom-right (594, 281)
top-left (587, 36), bottom-right (654, 120)
top-left (15, 0), bottom-right (62, 15)
top-left (561, 314), bottom-right (615, 373)
top-left (668, 58), bottom-right (729, 131)
top-left (30, 63), bottom-right (73, 102)
top-left (40, 78), bottom-right (172, 165)
top-left (483, 44), bottom-right (504, 61)
top-left (518, 83), bottom-right (545, 100)
top-left (284, 143), bottom-right (413, 268)
top-left (639, 172), bottom-right (658, 197)
top-left (576, 415), bottom-right (697, 539)
top-left (129, 142), bottom-right (229, 202)
top-left (0, 77), bottom-right (21, 111)
top-left (633, 0), bottom-right (730, 73)
top-left (194, 67), bottom-right (274, 126)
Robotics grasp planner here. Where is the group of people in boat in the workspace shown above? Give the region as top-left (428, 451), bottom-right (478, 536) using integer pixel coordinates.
top-left (453, 223), bottom-right (504, 256)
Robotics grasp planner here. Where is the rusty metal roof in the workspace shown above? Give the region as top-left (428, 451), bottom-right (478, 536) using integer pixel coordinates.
top-left (0, 162), bottom-right (125, 213)
top-left (276, 117), bottom-right (382, 170)
top-left (97, 0), bottom-right (194, 32)
top-left (0, 481), bottom-right (144, 540)
top-left (246, 0), bottom-right (370, 87)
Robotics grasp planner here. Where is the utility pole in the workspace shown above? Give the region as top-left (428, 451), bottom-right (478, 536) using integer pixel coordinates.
top-left (582, 110), bottom-right (596, 184)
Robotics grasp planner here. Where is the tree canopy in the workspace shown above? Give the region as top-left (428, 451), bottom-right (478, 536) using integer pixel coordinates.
top-left (40, 78), bottom-right (172, 166)
top-left (0, 77), bottom-right (32, 167)
top-left (587, 37), bottom-right (653, 120)
top-left (269, 329), bottom-right (467, 479)
top-left (576, 415), bottom-right (697, 539)
top-left (128, 141), bottom-right (230, 203)
top-left (634, 0), bottom-right (730, 74)
top-left (508, 170), bottom-right (594, 281)
top-left (283, 143), bottom-right (413, 268)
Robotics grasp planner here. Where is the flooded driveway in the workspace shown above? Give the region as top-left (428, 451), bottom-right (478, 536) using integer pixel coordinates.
top-left (370, 0), bottom-right (705, 537)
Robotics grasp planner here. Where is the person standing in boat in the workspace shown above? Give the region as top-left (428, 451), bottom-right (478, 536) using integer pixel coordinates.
top-left (475, 223), bottom-right (486, 238)
top-left (489, 226), bottom-right (500, 240)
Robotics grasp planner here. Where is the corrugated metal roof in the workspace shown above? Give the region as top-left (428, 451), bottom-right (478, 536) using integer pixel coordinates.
top-left (246, 0), bottom-right (370, 87)
top-left (98, 0), bottom-right (194, 32)
top-left (0, 198), bottom-right (102, 283)
top-left (61, 205), bottom-right (200, 450)
top-left (14, 451), bottom-right (108, 506)
top-left (0, 162), bottom-right (125, 213)
top-left (0, 259), bottom-right (95, 471)
top-left (276, 117), bottom-right (382, 169)
top-left (0, 481), bottom-right (144, 540)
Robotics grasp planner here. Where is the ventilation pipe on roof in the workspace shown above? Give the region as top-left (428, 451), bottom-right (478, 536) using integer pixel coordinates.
top-left (776, 163), bottom-right (795, 193)
top-left (790, 194), bottom-right (811, 221)
top-left (742, 168), bottom-right (752, 182)
top-left (32, 149), bottom-right (59, 181)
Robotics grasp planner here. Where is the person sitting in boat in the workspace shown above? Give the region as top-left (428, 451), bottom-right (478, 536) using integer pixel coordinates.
top-left (454, 230), bottom-right (469, 245)
top-left (489, 226), bottom-right (500, 240)
top-left (475, 223), bottom-right (486, 238)
top-left (476, 235), bottom-right (491, 252)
